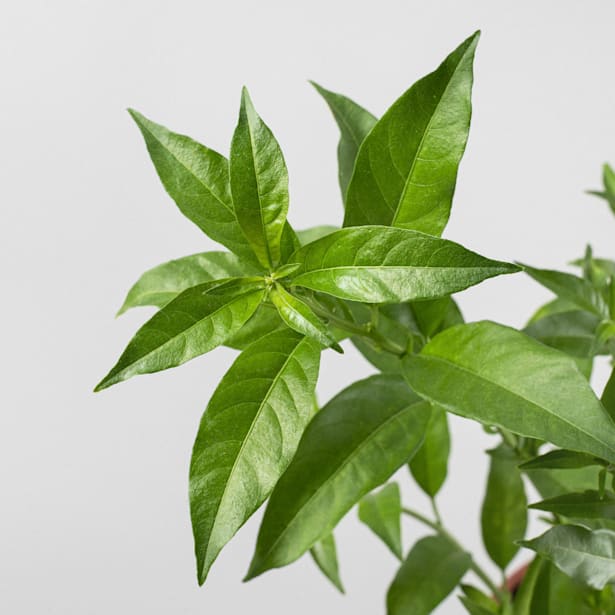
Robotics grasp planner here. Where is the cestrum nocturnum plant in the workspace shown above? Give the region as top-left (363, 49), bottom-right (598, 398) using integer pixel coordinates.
top-left (96, 31), bottom-right (615, 614)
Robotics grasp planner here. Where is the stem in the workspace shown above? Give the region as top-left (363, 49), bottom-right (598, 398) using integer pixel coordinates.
top-left (430, 497), bottom-right (443, 526)
top-left (402, 507), bottom-right (506, 602)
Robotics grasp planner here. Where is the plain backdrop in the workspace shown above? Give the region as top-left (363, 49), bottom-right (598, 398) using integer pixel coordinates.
top-left (3, 1), bottom-right (615, 613)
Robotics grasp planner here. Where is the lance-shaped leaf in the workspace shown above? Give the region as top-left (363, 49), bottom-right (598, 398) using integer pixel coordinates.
top-left (296, 225), bottom-right (338, 246)
top-left (290, 226), bottom-right (519, 303)
top-left (311, 82), bottom-right (377, 201)
top-left (95, 280), bottom-right (265, 391)
top-left (481, 445), bottom-right (527, 569)
top-left (520, 525), bottom-right (615, 590)
top-left (601, 367), bottom-right (615, 422)
top-left (587, 163), bottom-right (615, 215)
top-left (520, 450), bottom-right (606, 471)
top-left (386, 534), bottom-right (471, 615)
top-left (225, 305), bottom-right (285, 349)
top-left (403, 321), bottom-right (615, 464)
top-left (344, 32), bottom-right (479, 236)
top-left (230, 88), bottom-right (289, 269)
top-left (521, 265), bottom-right (608, 318)
top-left (269, 283), bottom-right (342, 352)
top-left (527, 297), bottom-right (579, 325)
top-left (310, 533), bottom-right (344, 593)
top-left (128, 110), bottom-right (256, 262)
top-left (117, 252), bottom-right (259, 315)
top-left (512, 556), bottom-right (544, 615)
top-left (245, 374), bottom-right (431, 579)
top-left (358, 482), bottom-right (403, 560)
top-left (530, 491), bottom-right (615, 520)
top-left (459, 585), bottom-right (499, 614)
top-left (189, 329), bottom-right (321, 584)
top-left (409, 405), bottom-right (450, 497)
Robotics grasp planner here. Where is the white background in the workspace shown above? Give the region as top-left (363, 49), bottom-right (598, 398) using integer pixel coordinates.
top-left (3, 1), bottom-right (615, 613)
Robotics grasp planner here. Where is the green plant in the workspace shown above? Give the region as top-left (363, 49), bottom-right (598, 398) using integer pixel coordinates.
top-left (95, 31), bottom-right (615, 614)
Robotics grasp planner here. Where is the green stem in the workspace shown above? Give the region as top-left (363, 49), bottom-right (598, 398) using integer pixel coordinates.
top-left (402, 507), bottom-right (506, 602)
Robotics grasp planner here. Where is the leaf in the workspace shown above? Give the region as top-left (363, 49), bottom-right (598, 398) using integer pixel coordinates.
top-left (459, 596), bottom-right (497, 615)
top-left (529, 491), bottom-right (615, 520)
top-left (290, 226), bottom-right (519, 303)
top-left (344, 32), bottom-right (479, 236)
top-left (520, 524), bottom-right (615, 590)
top-left (481, 444), bottom-right (527, 569)
top-left (513, 556), bottom-right (544, 615)
top-left (527, 297), bottom-right (580, 325)
top-left (269, 283), bottom-right (342, 352)
top-left (525, 466), bottom-right (605, 501)
top-left (520, 450), bottom-right (606, 471)
top-left (310, 533), bottom-right (344, 593)
top-left (409, 405), bottom-right (450, 497)
top-left (587, 163), bottom-right (615, 214)
top-left (386, 534), bottom-right (471, 615)
top-left (523, 310), bottom-right (601, 358)
top-left (128, 110), bottom-right (256, 263)
top-left (95, 280), bottom-right (265, 391)
top-left (412, 297), bottom-right (457, 338)
top-left (296, 225), bottom-right (338, 246)
top-left (358, 482), bottom-right (403, 559)
top-left (117, 252), bottom-right (259, 315)
top-left (521, 264), bottom-right (608, 318)
top-left (245, 374), bottom-right (431, 579)
top-left (310, 82), bottom-right (377, 201)
top-left (189, 329), bottom-right (321, 584)
top-left (230, 88), bottom-right (289, 269)
top-left (403, 321), bottom-right (615, 464)
top-left (601, 367), bottom-right (615, 422)
top-left (459, 584), bottom-right (498, 613)
top-left (224, 305), bottom-right (285, 349)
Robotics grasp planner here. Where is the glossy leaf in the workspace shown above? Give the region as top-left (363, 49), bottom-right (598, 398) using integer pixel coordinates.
top-left (310, 533), bottom-right (344, 593)
top-left (386, 535), bottom-right (471, 615)
top-left (481, 445), bottom-right (527, 569)
top-left (245, 374), bottom-right (431, 579)
top-left (358, 482), bottom-right (403, 559)
top-left (269, 283), bottom-right (342, 351)
top-left (529, 490), bottom-right (615, 520)
top-left (409, 405), bottom-right (450, 497)
top-left (344, 32), bottom-right (479, 235)
top-left (95, 281), bottom-right (265, 390)
top-left (520, 524), bottom-right (615, 590)
top-left (189, 329), bottom-right (321, 584)
top-left (290, 226), bottom-right (519, 303)
top-left (117, 252), bottom-right (259, 315)
top-left (296, 225), bottom-right (338, 246)
top-left (311, 82), bottom-right (377, 201)
top-left (520, 449), bottom-right (606, 471)
top-left (404, 321), bottom-right (615, 464)
top-left (128, 110), bottom-right (255, 262)
top-left (230, 88), bottom-right (289, 269)
top-left (225, 305), bottom-right (285, 349)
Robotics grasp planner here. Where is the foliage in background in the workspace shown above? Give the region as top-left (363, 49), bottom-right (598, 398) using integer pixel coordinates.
top-left (96, 31), bottom-right (615, 613)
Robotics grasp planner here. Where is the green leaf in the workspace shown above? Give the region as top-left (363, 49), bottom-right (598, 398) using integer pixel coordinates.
top-left (460, 584), bottom-right (498, 613)
top-left (459, 596), bottom-right (497, 615)
top-left (513, 556), bottom-right (544, 615)
top-left (587, 163), bottom-right (615, 215)
top-left (520, 450), bottom-right (606, 471)
top-left (230, 88), bottom-right (289, 269)
top-left (521, 264), bottom-right (608, 318)
top-left (189, 329), bottom-right (321, 584)
top-left (386, 535), bottom-right (471, 615)
top-left (224, 305), bottom-right (285, 349)
top-left (117, 252), bottom-right (259, 315)
top-left (290, 226), bottom-right (519, 303)
top-left (269, 283), bottom-right (342, 352)
top-left (481, 445), bottom-right (527, 569)
top-left (520, 524), bottom-right (615, 590)
top-left (404, 321), bottom-right (615, 464)
top-left (128, 110), bottom-right (255, 263)
top-left (358, 482), bottom-right (403, 560)
top-left (245, 374), bottom-right (431, 579)
top-left (525, 466), bottom-right (605, 501)
top-left (601, 367), bottom-right (615, 422)
top-left (310, 82), bottom-right (377, 201)
top-left (527, 297), bottom-right (580, 325)
top-left (529, 491), bottom-right (615, 520)
top-left (310, 533), bottom-right (344, 593)
top-left (296, 225), bottom-right (338, 246)
top-left (344, 32), bottom-right (479, 236)
top-left (95, 280), bottom-right (265, 391)
top-left (409, 405), bottom-right (450, 497)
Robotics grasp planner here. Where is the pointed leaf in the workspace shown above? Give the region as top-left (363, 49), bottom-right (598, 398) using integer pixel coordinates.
top-left (527, 297), bottom-right (579, 325)
top-left (296, 225), bottom-right (338, 246)
top-left (358, 483), bottom-right (403, 559)
top-left (459, 597), bottom-right (497, 615)
top-left (311, 82), bottom-right (377, 201)
top-left (386, 535), bottom-right (471, 615)
top-left (588, 163), bottom-right (615, 214)
top-left (245, 374), bottom-right (431, 579)
top-left (310, 533), bottom-right (344, 593)
top-left (481, 445), bottom-right (527, 569)
top-left (230, 88), bottom-right (289, 268)
top-left (409, 405), bottom-right (450, 497)
top-left (520, 450), bottom-right (606, 471)
top-left (189, 329), bottom-right (321, 583)
top-left (529, 491), bottom-right (615, 520)
top-left (290, 226), bottom-right (519, 303)
top-left (225, 305), bottom-right (286, 349)
top-left (344, 32), bottom-right (479, 235)
top-left (513, 556), bottom-right (544, 615)
top-left (269, 284), bottom-right (342, 351)
top-left (460, 584), bottom-right (498, 613)
top-left (95, 281), bottom-right (265, 390)
top-left (601, 367), bottom-right (615, 422)
top-left (520, 525), bottom-right (615, 590)
top-left (404, 321), bottom-right (615, 464)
